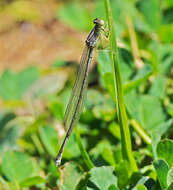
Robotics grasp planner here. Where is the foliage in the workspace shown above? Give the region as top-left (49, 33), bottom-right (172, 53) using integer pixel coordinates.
top-left (0, 0), bottom-right (173, 190)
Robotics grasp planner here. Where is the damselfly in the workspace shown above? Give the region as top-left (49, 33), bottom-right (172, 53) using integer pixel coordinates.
top-left (55, 18), bottom-right (105, 166)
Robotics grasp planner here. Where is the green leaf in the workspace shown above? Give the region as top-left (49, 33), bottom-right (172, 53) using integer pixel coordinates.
top-left (158, 24), bottom-right (173, 43)
top-left (151, 133), bottom-right (161, 160)
top-left (88, 166), bottom-right (117, 190)
top-left (86, 89), bottom-right (104, 109)
top-left (62, 162), bottom-right (83, 190)
top-left (102, 73), bottom-right (115, 99)
top-left (167, 168), bottom-right (173, 187)
top-left (20, 176), bottom-right (45, 187)
top-left (92, 96), bottom-right (116, 121)
top-left (97, 51), bottom-right (112, 75)
top-left (152, 119), bottom-right (173, 137)
top-left (125, 92), bottom-right (166, 133)
top-left (167, 182), bottom-right (173, 190)
top-left (39, 126), bottom-right (59, 158)
top-left (0, 176), bottom-right (20, 190)
top-left (124, 65), bottom-right (152, 93)
top-left (27, 73), bottom-right (67, 98)
top-left (102, 146), bottom-right (116, 166)
top-left (149, 76), bottom-right (166, 99)
top-left (49, 101), bottom-right (64, 120)
top-left (108, 122), bottom-right (121, 140)
top-left (108, 184), bottom-right (119, 190)
top-left (157, 139), bottom-right (173, 167)
top-left (0, 67), bottom-right (39, 100)
top-left (115, 160), bottom-right (130, 188)
top-left (165, 0), bottom-right (173, 8)
top-left (0, 112), bottom-right (19, 155)
top-left (153, 159), bottom-right (169, 189)
top-left (62, 133), bottom-right (80, 160)
top-left (57, 2), bottom-right (92, 31)
top-left (138, 0), bottom-right (161, 30)
top-left (2, 151), bottom-right (40, 183)
top-left (137, 184), bottom-right (148, 190)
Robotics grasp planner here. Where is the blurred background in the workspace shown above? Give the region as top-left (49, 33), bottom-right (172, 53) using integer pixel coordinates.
top-left (0, 0), bottom-right (173, 189)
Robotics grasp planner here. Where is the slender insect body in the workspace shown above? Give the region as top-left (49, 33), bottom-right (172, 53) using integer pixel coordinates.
top-left (55, 19), bottom-right (104, 167)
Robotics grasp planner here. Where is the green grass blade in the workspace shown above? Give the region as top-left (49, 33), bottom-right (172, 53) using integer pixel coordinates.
top-left (104, 0), bottom-right (138, 173)
top-left (75, 128), bottom-right (94, 170)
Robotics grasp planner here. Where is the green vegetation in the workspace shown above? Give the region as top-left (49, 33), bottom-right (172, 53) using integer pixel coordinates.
top-left (0, 0), bottom-right (173, 190)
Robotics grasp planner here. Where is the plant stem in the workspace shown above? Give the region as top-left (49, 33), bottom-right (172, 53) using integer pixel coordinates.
top-left (75, 128), bottom-right (94, 170)
top-left (104, 0), bottom-right (138, 173)
top-left (130, 119), bottom-right (151, 145)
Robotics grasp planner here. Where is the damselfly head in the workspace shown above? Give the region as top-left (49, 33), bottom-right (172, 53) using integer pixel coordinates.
top-left (93, 18), bottom-right (104, 27)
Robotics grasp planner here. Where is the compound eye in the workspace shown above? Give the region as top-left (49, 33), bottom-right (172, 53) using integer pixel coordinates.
top-left (93, 18), bottom-right (98, 24)
top-left (93, 18), bottom-right (104, 26)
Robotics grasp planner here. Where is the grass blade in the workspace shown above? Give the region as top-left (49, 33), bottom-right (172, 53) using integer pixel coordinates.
top-left (104, 0), bottom-right (138, 173)
top-left (75, 128), bottom-right (94, 170)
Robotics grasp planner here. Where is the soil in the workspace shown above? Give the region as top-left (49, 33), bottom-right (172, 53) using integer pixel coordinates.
top-left (0, 19), bottom-right (86, 73)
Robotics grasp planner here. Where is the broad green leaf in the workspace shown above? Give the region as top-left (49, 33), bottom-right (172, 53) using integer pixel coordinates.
top-left (0, 67), bottom-right (39, 100)
top-left (27, 73), bottom-right (67, 98)
top-left (92, 96), bottom-right (116, 121)
top-left (149, 76), bottom-right (166, 99)
top-left (152, 119), bottom-right (173, 137)
top-left (124, 65), bottom-right (152, 93)
top-left (49, 101), bottom-right (64, 120)
top-left (108, 122), bottom-right (121, 140)
top-left (97, 51), bottom-right (112, 75)
top-left (39, 126), bottom-right (59, 158)
top-left (97, 50), bottom-right (133, 96)
top-left (137, 184), bottom-right (148, 190)
top-left (102, 73), bottom-right (115, 99)
top-left (153, 159), bottom-right (169, 189)
top-left (57, 2), bottom-right (92, 31)
top-left (125, 92), bottom-right (166, 133)
top-left (90, 140), bottom-right (112, 159)
top-left (151, 133), bottom-right (161, 160)
top-left (119, 50), bottom-right (133, 83)
top-left (0, 124), bottom-right (19, 155)
top-left (86, 89), bottom-right (104, 109)
top-left (167, 168), bottom-right (173, 187)
top-left (115, 160), bottom-right (130, 188)
top-left (62, 162), bottom-right (83, 190)
top-left (20, 176), bottom-right (45, 187)
top-left (88, 166), bottom-right (117, 190)
top-left (157, 139), bottom-right (173, 167)
top-left (2, 151), bottom-right (40, 183)
top-left (102, 147), bottom-right (116, 166)
top-left (0, 112), bottom-right (19, 155)
top-left (108, 184), bottom-right (119, 190)
top-left (62, 133), bottom-right (80, 160)
top-left (138, 0), bottom-right (161, 30)
top-left (165, 0), bottom-right (173, 7)
top-left (0, 176), bottom-right (20, 190)
top-left (158, 25), bottom-right (173, 43)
